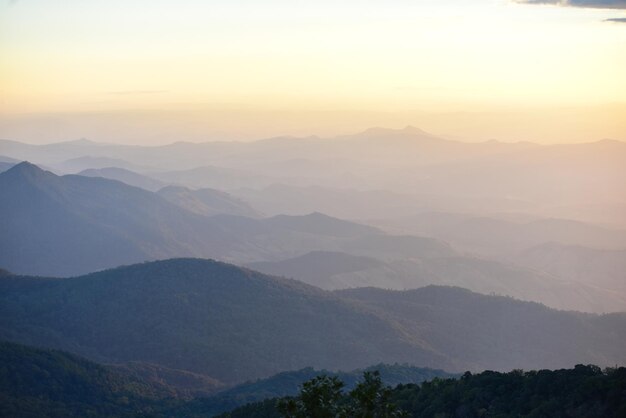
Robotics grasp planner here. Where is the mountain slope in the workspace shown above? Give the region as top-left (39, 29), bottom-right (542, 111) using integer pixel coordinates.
top-left (0, 162), bottom-right (235, 276)
top-left (79, 167), bottom-right (166, 191)
top-left (336, 286), bottom-right (626, 371)
top-left (1, 258), bottom-right (624, 386)
top-left (0, 341), bottom-right (176, 418)
top-left (157, 185), bottom-right (260, 217)
top-left (0, 162), bottom-right (453, 276)
top-left (248, 250), bottom-right (626, 313)
top-left (0, 259), bottom-right (444, 384)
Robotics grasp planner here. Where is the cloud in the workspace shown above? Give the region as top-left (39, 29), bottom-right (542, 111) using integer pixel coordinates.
top-left (516, 0), bottom-right (626, 9)
top-left (604, 16), bottom-right (626, 20)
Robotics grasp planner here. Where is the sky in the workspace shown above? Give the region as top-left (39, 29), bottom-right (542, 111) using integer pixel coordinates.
top-left (1, 0), bottom-right (625, 144)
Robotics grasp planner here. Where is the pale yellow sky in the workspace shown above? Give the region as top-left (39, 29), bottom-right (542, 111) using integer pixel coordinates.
top-left (1, 0), bottom-right (625, 143)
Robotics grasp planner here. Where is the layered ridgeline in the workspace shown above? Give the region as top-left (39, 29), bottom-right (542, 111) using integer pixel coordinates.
top-left (0, 340), bottom-right (452, 418)
top-left (1, 162), bottom-right (622, 313)
top-left (1, 259), bottom-right (625, 387)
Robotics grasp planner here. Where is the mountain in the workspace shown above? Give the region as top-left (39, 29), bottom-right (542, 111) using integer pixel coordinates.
top-left (246, 251), bottom-right (626, 313)
top-left (0, 162), bottom-right (454, 276)
top-left (263, 212), bottom-right (379, 238)
top-left (336, 286), bottom-right (626, 371)
top-left (157, 185), bottom-right (260, 217)
top-left (0, 162), bottom-right (235, 276)
top-left (516, 243), bottom-right (626, 293)
top-left (79, 167), bottom-right (167, 191)
top-left (247, 251), bottom-right (385, 288)
top-left (375, 212), bottom-right (626, 256)
top-left (179, 364), bottom-right (456, 417)
top-left (0, 340), bottom-right (178, 418)
top-left (58, 156), bottom-right (147, 173)
top-left (1, 258), bottom-right (625, 387)
top-left (0, 340), bottom-right (455, 418)
top-left (0, 258), bottom-right (445, 384)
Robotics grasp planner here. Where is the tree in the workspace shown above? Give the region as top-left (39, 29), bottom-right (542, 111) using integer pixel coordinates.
top-left (277, 375), bottom-right (345, 418)
top-left (277, 372), bottom-right (406, 418)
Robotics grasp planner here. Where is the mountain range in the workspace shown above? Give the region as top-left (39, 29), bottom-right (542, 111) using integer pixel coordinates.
top-left (1, 258), bottom-right (624, 387)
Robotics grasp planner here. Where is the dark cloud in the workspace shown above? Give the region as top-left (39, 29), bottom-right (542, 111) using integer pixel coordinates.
top-left (516, 0), bottom-right (626, 9)
top-left (604, 16), bottom-right (626, 20)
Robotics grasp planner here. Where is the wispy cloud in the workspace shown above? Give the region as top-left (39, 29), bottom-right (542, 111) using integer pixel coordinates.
top-left (604, 16), bottom-right (626, 20)
top-left (515, 0), bottom-right (626, 9)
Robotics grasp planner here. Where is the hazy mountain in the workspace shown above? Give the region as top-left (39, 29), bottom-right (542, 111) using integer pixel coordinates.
top-left (233, 184), bottom-right (427, 219)
top-left (335, 286), bottom-right (626, 371)
top-left (247, 251), bottom-right (385, 288)
top-left (1, 258), bottom-right (624, 386)
top-left (0, 162), bottom-right (235, 276)
top-left (516, 243), bottom-right (626, 293)
top-left (2, 130), bottom-right (624, 225)
top-left (157, 185), bottom-right (260, 217)
top-left (374, 212), bottom-right (626, 257)
top-left (79, 167), bottom-right (167, 191)
top-left (57, 156), bottom-right (148, 173)
top-left (246, 251), bottom-right (626, 313)
top-left (0, 162), bottom-right (456, 276)
top-left (150, 165), bottom-right (287, 191)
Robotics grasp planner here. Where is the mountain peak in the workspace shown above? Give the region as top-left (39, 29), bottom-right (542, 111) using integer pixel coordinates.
top-left (0, 161), bottom-right (58, 186)
top-left (4, 161), bottom-right (45, 176)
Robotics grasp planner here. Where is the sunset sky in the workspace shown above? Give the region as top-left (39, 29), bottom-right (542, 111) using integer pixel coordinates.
top-left (1, 0), bottom-right (625, 143)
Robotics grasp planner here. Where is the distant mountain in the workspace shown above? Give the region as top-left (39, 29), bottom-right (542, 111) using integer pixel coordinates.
top-left (157, 185), bottom-right (260, 217)
top-left (247, 250), bottom-right (626, 313)
top-left (336, 286), bottom-right (626, 371)
top-left (516, 242), bottom-right (626, 293)
top-left (0, 162), bottom-right (235, 276)
top-left (247, 251), bottom-right (384, 288)
top-left (263, 212), bottom-right (380, 238)
top-left (58, 156), bottom-right (147, 173)
top-left (376, 212), bottom-right (626, 256)
top-left (0, 162), bottom-right (453, 276)
top-left (1, 258), bottom-right (624, 387)
top-left (79, 167), bottom-right (167, 191)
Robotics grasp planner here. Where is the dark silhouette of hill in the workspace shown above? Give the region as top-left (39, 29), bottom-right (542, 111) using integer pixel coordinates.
top-left (1, 259), bottom-right (624, 386)
top-left (0, 340), bottom-right (178, 418)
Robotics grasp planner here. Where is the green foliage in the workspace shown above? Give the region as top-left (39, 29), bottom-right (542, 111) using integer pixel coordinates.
top-left (223, 366), bottom-right (626, 418)
top-left (277, 375), bottom-right (345, 418)
top-left (274, 372), bottom-right (406, 418)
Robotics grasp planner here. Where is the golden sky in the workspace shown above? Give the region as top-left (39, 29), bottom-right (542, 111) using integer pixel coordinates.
top-left (1, 0), bottom-right (625, 143)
